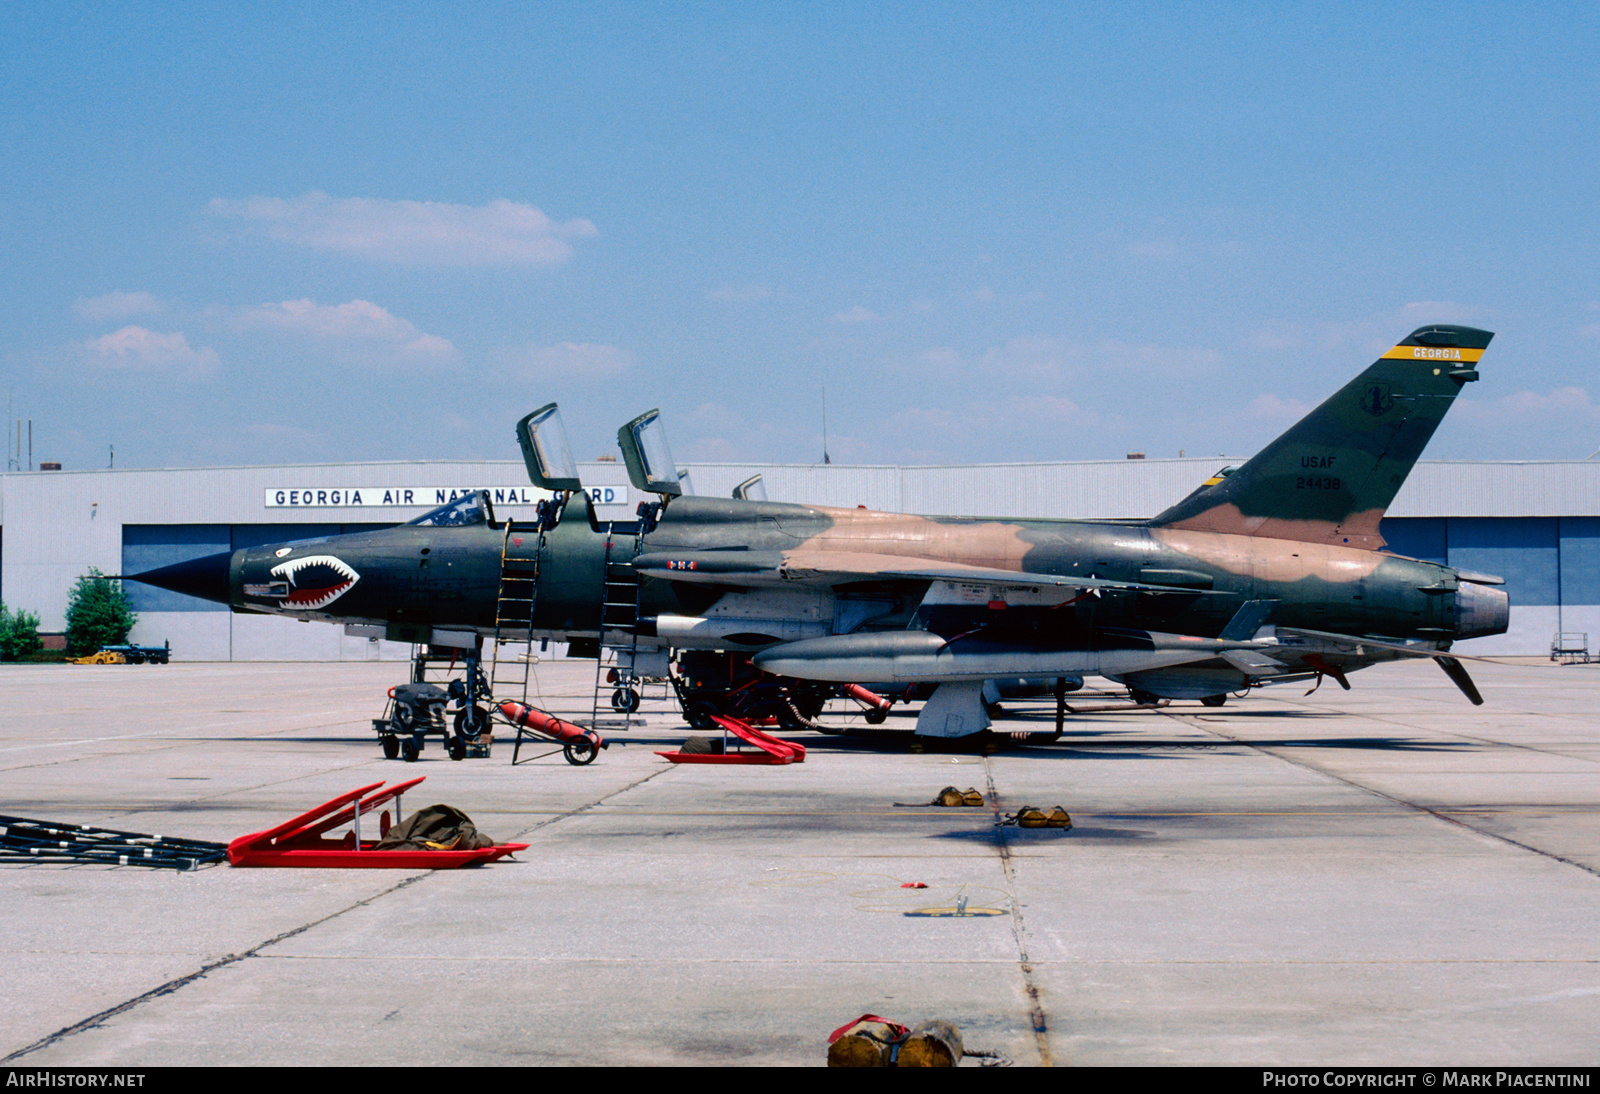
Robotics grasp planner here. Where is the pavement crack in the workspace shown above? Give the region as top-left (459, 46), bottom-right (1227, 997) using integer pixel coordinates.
top-left (507, 765), bottom-right (676, 839)
top-left (1181, 715), bottom-right (1600, 882)
top-left (5, 760), bottom-right (681, 1061)
top-left (2, 873), bottom-right (426, 1062)
top-left (982, 758), bottom-right (1053, 1067)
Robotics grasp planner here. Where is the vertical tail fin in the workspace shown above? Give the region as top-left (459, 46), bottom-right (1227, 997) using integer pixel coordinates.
top-left (1150, 324), bottom-right (1493, 550)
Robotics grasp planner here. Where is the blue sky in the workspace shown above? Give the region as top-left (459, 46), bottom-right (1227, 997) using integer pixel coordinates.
top-left (5, 2), bottom-right (1599, 474)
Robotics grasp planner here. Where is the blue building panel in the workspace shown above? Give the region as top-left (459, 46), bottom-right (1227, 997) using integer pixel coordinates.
top-left (1447, 517), bottom-right (1559, 607)
top-left (122, 525), bottom-right (231, 612)
top-left (1559, 517), bottom-right (1600, 605)
top-left (1380, 518), bottom-right (1447, 564)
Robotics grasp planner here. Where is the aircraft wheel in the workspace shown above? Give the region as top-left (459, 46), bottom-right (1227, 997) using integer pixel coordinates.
top-left (382, 736), bottom-right (400, 760)
top-left (563, 738), bottom-right (599, 765)
top-left (684, 700), bottom-right (719, 730)
top-left (611, 687), bottom-right (640, 714)
top-left (864, 706), bottom-right (888, 725)
top-left (447, 736), bottom-right (466, 761)
top-left (1199, 694), bottom-right (1227, 708)
top-left (1129, 687), bottom-right (1160, 706)
top-left (402, 739), bottom-right (420, 763)
top-left (454, 704), bottom-right (489, 741)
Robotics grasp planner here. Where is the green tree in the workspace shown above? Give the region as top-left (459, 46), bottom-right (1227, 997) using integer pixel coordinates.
top-left (0, 603), bottom-right (43, 661)
top-left (64, 569), bottom-right (137, 656)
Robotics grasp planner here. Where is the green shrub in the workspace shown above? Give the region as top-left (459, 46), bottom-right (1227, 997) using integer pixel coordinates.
top-left (0, 603), bottom-right (43, 661)
top-left (64, 569), bottom-right (137, 656)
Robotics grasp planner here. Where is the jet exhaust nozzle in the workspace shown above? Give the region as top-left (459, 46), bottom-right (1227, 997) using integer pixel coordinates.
top-left (1456, 580), bottom-right (1510, 640)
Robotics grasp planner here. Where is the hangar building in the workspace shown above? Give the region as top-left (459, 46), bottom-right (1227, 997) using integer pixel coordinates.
top-left (1, 457), bottom-right (1596, 660)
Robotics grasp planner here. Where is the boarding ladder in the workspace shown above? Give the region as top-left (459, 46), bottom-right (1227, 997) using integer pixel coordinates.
top-left (487, 517), bottom-right (546, 708)
top-left (590, 528), bottom-right (645, 731)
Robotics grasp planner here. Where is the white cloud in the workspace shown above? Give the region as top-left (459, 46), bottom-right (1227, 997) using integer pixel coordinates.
top-left (1249, 393), bottom-right (1311, 421)
top-left (917, 346), bottom-right (963, 371)
top-left (206, 192), bottom-right (598, 267)
top-left (74, 291), bottom-right (164, 321)
top-left (227, 299), bottom-right (459, 363)
top-left (79, 327), bottom-right (218, 376)
top-left (1449, 387), bottom-right (1600, 456)
top-left (1453, 385), bottom-right (1600, 434)
top-left (831, 305), bottom-right (879, 324)
top-left (976, 337), bottom-right (1066, 377)
top-left (498, 341), bottom-right (633, 379)
top-left (397, 333), bottom-right (458, 364)
top-left (1463, 386), bottom-right (1600, 419)
top-left (1100, 219), bottom-right (1247, 264)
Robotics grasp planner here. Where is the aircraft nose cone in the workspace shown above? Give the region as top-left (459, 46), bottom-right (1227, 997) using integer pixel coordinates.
top-left (128, 550), bottom-right (235, 606)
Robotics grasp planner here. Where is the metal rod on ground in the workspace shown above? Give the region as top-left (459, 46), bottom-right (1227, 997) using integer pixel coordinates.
top-left (0, 816), bottom-right (227, 870)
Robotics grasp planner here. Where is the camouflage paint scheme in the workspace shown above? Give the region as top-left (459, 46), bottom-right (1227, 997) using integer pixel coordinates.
top-left (133, 326), bottom-right (1508, 734)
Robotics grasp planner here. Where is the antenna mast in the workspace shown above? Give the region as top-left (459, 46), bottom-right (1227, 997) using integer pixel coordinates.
top-left (822, 381), bottom-right (831, 465)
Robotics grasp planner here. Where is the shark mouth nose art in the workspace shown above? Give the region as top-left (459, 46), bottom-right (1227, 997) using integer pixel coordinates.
top-left (268, 555), bottom-right (360, 610)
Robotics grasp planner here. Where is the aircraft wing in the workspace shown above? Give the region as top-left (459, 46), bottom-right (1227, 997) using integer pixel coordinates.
top-left (634, 547), bottom-right (1225, 597)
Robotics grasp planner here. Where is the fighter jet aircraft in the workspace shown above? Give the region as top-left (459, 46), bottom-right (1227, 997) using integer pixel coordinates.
top-left (133, 325), bottom-right (1509, 737)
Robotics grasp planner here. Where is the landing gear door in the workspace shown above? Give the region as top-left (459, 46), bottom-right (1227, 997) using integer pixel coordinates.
top-left (617, 408), bottom-right (683, 499)
top-left (515, 403), bottom-right (584, 493)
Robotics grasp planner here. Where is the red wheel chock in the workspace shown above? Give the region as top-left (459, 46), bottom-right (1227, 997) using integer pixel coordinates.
top-left (656, 715), bottom-right (807, 765)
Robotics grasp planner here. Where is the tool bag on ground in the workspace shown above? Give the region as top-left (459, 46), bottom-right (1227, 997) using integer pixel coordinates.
top-left (375, 804), bottom-right (497, 851)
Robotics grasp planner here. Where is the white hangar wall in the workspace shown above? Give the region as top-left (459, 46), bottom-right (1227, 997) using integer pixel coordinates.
top-left (2, 458), bottom-right (1597, 660)
top-left (0, 461), bottom-right (633, 662)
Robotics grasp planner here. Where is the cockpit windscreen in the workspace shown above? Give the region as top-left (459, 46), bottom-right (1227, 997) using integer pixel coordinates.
top-left (405, 491), bottom-right (493, 528)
